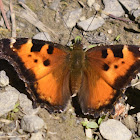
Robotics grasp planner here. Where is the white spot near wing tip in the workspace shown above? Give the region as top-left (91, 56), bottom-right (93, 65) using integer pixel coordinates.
top-left (10, 38), bottom-right (16, 43)
top-left (10, 38), bottom-right (16, 48)
top-left (28, 39), bottom-right (32, 43)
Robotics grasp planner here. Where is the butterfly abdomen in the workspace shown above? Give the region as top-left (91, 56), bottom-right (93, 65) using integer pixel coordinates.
top-left (69, 43), bottom-right (85, 96)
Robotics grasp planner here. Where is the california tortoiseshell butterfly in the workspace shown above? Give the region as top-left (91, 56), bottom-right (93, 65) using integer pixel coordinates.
top-left (0, 38), bottom-right (140, 117)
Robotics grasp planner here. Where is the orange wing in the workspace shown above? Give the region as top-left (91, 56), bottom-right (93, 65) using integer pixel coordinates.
top-left (0, 38), bottom-right (71, 112)
top-left (79, 45), bottom-right (140, 116)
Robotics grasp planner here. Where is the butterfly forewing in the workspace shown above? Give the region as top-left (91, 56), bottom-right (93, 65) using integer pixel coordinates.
top-left (0, 38), bottom-right (71, 112)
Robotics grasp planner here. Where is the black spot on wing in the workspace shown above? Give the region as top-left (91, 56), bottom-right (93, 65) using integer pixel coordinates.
top-left (114, 65), bottom-right (118, 69)
top-left (34, 59), bottom-right (38, 63)
top-left (28, 54), bottom-right (32, 57)
top-left (43, 59), bottom-right (50, 66)
top-left (103, 63), bottom-right (109, 71)
top-left (111, 46), bottom-right (123, 58)
top-left (47, 44), bottom-right (54, 54)
top-left (102, 49), bottom-right (108, 58)
top-left (31, 40), bottom-right (46, 52)
top-left (31, 44), bottom-right (44, 52)
top-left (122, 61), bottom-right (125, 64)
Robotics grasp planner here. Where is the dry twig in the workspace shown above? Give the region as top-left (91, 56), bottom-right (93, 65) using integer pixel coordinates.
top-left (16, 1), bottom-right (57, 37)
top-left (10, 0), bottom-right (16, 38)
top-left (0, 0), bottom-right (11, 30)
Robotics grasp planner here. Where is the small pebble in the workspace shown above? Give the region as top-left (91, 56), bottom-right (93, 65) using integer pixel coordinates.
top-left (118, 0), bottom-right (139, 11)
top-left (93, 3), bottom-right (100, 11)
top-left (18, 0), bottom-right (26, 3)
top-left (132, 9), bottom-right (140, 18)
top-left (77, 16), bottom-right (105, 31)
top-left (137, 112), bottom-right (140, 122)
top-left (19, 94), bottom-right (39, 115)
top-left (30, 132), bottom-right (44, 140)
top-left (0, 85), bottom-right (19, 116)
top-left (87, 0), bottom-right (95, 7)
top-left (18, 22), bottom-right (26, 28)
top-left (100, 119), bottom-right (132, 140)
top-left (123, 115), bottom-right (137, 132)
top-left (0, 71), bottom-right (9, 87)
top-left (33, 32), bottom-right (51, 41)
top-left (102, 0), bottom-right (125, 18)
top-left (18, 129), bottom-right (24, 134)
top-left (138, 124), bottom-right (140, 136)
top-left (50, 0), bottom-right (60, 11)
top-left (21, 115), bottom-right (44, 133)
top-left (79, 16), bottom-right (86, 21)
top-left (63, 8), bottom-right (82, 28)
top-left (85, 128), bottom-right (93, 139)
top-left (108, 29), bottom-right (112, 34)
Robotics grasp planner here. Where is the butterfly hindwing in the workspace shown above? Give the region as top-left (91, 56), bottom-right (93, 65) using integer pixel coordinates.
top-left (0, 38), bottom-right (71, 112)
top-left (78, 45), bottom-right (140, 116)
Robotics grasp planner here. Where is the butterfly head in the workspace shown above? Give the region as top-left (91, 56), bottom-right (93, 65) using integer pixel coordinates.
top-left (72, 36), bottom-right (83, 51)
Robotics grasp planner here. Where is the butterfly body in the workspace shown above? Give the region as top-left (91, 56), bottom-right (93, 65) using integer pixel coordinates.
top-left (69, 42), bottom-right (85, 95)
top-left (0, 38), bottom-right (140, 117)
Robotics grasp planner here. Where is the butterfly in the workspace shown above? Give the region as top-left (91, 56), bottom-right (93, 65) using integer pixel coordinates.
top-left (0, 38), bottom-right (140, 117)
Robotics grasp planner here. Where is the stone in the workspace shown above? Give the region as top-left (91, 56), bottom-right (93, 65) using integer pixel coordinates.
top-left (50, 0), bottom-right (60, 11)
top-left (132, 9), bottom-right (140, 18)
top-left (19, 94), bottom-right (39, 115)
top-left (87, 0), bottom-right (95, 7)
top-left (0, 71), bottom-right (9, 87)
top-left (77, 16), bottom-right (105, 31)
top-left (30, 132), bottom-right (44, 140)
top-left (99, 119), bottom-right (132, 140)
top-left (21, 115), bottom-right (44, 133)
top-left (63, 8), bottom-right (82, 28)
top-left (33, 32), bottom-right (51, 41)
top-left (138, 123), bottom-right (140, 136)
top-left (0, 85), bottom-right (19, 116)
top-left (102, 0), bottom-right (125, 18)
top-left (137, 112), bottom-right (140, 122)
top-left (123, 115), bottom-right (137, 132)
top-left (85, 128), bottom-right (93, 139)
top-left (118, 0), bottom-right (139, 11)
top-left (18, 0), bottom-right (26, 3)
top-left (93, 3), bottom-right (100, 11)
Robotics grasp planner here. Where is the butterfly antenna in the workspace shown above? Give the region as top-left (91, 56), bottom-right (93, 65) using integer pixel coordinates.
top-left (81, 11), bottom-right (97, 41)
top-left (59, 12), bottom-right (75, 44)
top-left (42, 32), bottom-right (49, 41)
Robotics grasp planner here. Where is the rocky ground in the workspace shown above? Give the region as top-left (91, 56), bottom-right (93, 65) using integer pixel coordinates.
top-left (0, 0), bottom-right (140, 140)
